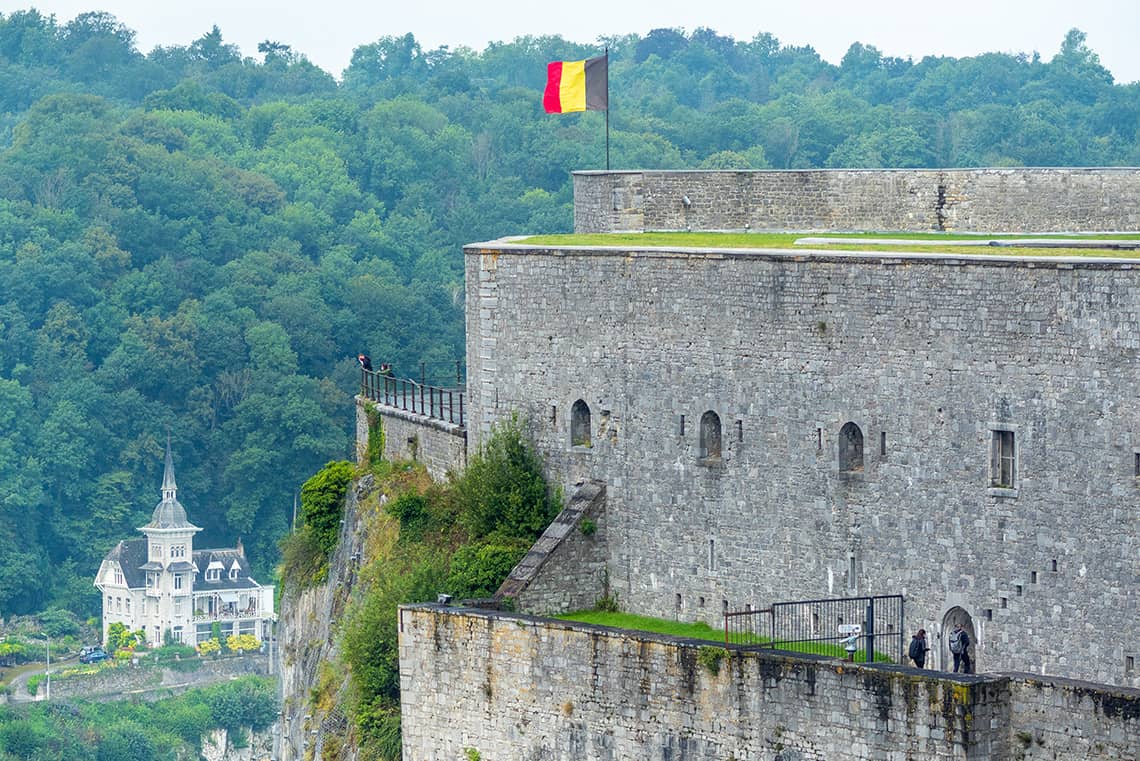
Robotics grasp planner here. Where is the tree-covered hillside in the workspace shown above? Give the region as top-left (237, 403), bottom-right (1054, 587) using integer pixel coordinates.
top-left (0, 10), bottom-right (1136, 618)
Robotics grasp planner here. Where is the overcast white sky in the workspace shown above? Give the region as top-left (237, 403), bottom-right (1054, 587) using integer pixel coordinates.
top-left (3, 0), bottom-right (1138, 84)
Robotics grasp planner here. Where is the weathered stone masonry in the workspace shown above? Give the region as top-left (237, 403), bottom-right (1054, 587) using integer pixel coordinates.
top-left (399, 605), bottom-right (1139, 761)
top-left (355, 399), bottom-right (466, 482)
top-left (464, 243), bottom-right (1140, 689)
top-left (573, 168), bottom-right (1140, 233)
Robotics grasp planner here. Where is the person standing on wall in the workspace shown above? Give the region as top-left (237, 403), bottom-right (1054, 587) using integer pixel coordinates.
top-left (949, 623), bottom-right (972, 673)
top-left (908, 629), bottom-right (930, 668)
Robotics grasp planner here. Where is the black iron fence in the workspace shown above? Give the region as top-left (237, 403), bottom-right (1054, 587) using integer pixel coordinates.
top-left (360, 369), bottom-right (465, 427)
top-left (724, 594), bottom-right (904, 664)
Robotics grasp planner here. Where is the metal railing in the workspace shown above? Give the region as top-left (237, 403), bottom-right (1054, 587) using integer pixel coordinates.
top-left (725, 594), bottom-right (905, 664)
top-left (360, 369), bottom-right (465, 427)
top-left (192, 605), bottom-right (263, 622)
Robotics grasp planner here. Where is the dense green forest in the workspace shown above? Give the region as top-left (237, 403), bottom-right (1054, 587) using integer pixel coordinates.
top-left (0, 9), bottom-right (1137, 619)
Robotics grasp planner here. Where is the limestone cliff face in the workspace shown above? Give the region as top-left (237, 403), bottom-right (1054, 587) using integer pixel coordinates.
top-left (200, 727), bottom-right (276, 761)
top-left (277, 474), bottom-right (372, 761)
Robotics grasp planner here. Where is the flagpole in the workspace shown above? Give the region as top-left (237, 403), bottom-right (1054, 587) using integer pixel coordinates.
top-left (605, 48), bottom-right (610, 171)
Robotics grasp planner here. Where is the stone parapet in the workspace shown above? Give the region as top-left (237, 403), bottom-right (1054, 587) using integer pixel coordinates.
top-left (574, 168), bottom-right (1140, 233)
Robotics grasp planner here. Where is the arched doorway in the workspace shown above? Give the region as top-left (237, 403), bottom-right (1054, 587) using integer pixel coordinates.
top-left (941, 606), bottom-right (977, 673)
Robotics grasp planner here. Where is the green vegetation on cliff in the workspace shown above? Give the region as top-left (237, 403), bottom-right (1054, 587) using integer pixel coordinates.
top-left (289, 415), bottom-right (554, 761)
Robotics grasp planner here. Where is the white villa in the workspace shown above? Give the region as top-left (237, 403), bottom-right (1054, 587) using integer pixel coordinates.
top-left (94, 444), bottom-right (275, 648)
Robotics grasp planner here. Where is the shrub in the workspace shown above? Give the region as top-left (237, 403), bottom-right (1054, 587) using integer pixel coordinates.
top-left (697, 646), bottom-right (727, 676)
top-left (206, 678), bottom-right (277, 734)
top-left (454, 413), bottom-right (554, 541)
top-left (444, 538), bottom-right (530, 600)
top-left (106, 622), bottom-right (145, 651)
top-left (197, 639), bottom-right (221, 656)
top-left (295, 460), bottom-right (355, 569)
top-left (152, 643), bottom-right (198, 662)
top-left (386, 491), bottom-right (433, 543)
top-left (39, 608), bottom-right (81, 638)
top-left (226, 634), bottom-right (260, 653)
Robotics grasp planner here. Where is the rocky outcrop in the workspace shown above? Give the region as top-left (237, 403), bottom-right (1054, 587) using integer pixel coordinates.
top-left (277, 474), bottom-right (373, 761)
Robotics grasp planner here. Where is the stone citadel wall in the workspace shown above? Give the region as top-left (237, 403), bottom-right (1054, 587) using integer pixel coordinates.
top-left (464, 242), bottom-right (1140, 688)
top-left (573, 168), bottom-right (1140, 233)
top-left (399, 605), bottom-right (1139, 761)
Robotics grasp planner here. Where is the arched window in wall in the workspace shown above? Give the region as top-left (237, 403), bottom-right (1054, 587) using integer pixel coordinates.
top-left (700, 411), bottom-right (722, 460)
top-left (839, 422), bottom-right (864, 472)
top-left (571, 399), bottom-right (591, 447)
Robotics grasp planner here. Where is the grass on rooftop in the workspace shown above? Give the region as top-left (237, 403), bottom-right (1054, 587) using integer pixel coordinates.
top-left (519, 231), bottom-right (1140, 258)
top-left (556, 609), bottom-right (892, 663)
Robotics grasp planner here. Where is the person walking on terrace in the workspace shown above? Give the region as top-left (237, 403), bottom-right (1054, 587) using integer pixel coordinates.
top-left (909, 629), bottom-right (930, 668)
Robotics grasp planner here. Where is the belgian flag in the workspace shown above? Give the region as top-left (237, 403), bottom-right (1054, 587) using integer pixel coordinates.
top-left (543, 55), bottom-right (608, 113)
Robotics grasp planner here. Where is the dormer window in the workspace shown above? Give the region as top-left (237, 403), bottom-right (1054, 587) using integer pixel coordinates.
top-left (229, 562), bottom-right (240, 581)
top-left (206, 568), bottom-right (221, 582)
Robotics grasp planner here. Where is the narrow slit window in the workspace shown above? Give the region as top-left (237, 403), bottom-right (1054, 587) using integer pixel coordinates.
top-left (991, 429), bottom-right (1016, 488)
top-left (880, 431), bottom-right (887, 456)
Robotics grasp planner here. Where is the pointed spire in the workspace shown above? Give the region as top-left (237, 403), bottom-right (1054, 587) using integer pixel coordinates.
top-left (161, 432), bottom-right (177, 502)
top-left (140, 436), bottom-right (200, 533)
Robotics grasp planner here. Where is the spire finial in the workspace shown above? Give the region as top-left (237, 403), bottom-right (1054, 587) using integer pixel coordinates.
top-left (161, 434), bottom-right (177, 500)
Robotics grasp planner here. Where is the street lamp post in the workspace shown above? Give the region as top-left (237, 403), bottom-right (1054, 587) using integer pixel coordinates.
top-left (45, 634), bottom-right (50, 701)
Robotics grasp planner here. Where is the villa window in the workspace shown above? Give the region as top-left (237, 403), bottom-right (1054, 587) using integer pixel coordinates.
top-left (174, 574), bottom-right (183, 591)
top-left (839, 422), bottom-right (864, 472)
top-left (206, 568), bottom-right (221, 582)
top-left (571, 399), bottom-right (591, 447)
top-left (230, 566), bottom-right (239, 581)
top-left (699, 411), bottom-right (722, 460)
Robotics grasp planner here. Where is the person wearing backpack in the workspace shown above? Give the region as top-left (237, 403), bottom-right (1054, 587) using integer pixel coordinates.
top-left (908, 629), bottom-right (930, 668)
top-left (949, 623), bottom-right (972, 673)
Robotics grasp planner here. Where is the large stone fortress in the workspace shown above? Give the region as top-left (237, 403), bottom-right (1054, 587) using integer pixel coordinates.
top-left (463, 169), bottom-right (1140, 689)
top-left (377, 169), bottom-right (1139, 760)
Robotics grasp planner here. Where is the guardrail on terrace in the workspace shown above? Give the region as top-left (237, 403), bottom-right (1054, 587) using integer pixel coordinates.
top-left (725, 594), bottom-right (905, 664)
top-left (360, 369), bottom-right (465, 427)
